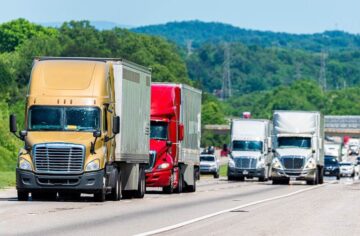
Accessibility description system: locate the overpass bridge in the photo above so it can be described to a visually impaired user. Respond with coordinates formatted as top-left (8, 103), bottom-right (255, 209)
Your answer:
top-left (204, 115), bottom-right (360, 137)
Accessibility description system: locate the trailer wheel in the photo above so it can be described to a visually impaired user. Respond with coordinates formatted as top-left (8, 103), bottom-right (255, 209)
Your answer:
top-left (214, 172), bottom-right (220, 179)
top-left (17, 191), bottom-right (28, 201)
top-left (134, 167), bottom-right (145, 198)
top-left (108, 169), bottom-right (122, 201)
top-left (174, 171), bottom-right (183, 193)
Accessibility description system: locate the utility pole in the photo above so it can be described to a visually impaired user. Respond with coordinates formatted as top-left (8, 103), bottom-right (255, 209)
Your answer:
top-left (319, 51), bottom-right (327, 91)
top-left (221, 42), bottom-right (232, 100)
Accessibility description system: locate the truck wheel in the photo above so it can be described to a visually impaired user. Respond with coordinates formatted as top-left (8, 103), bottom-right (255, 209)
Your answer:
top-left (134, 167), bottom-right (145, 198)
top-left (174, 171), bottom-right (183, 193)
top-left (318, 167), bottom-right (324, 184)
top-left (94, 188), bottom-right (106, 202)
top-left (108, 169), bottom-right (122, 201)
top-left (337, 174), bottom-right (340, 180)
top-left (163, 172), bottom-right (174, 194)
top-left (238, 176), bottom-right (245, 181)
top-left (272, 179), bottom-right (280, 185)
top-left (214, 172), bottom-right (219, 179)
top-left (17, 191), bottom-right (29, 201)
top-left (228, 175), bottom-right (234, 181)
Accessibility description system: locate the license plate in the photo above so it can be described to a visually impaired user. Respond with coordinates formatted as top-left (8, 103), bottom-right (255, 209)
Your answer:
top-left (290, 177), bottom-right (296, 181)
top-left (242, 170), bottom-right (248, 175)
top-left (325, 172), bottom-right (330, 175)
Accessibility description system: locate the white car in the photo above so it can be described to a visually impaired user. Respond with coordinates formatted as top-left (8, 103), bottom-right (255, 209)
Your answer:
top-left (339, 162), bottom-right (355, 177)
top-left (200, 154), bottom-right (220, 178)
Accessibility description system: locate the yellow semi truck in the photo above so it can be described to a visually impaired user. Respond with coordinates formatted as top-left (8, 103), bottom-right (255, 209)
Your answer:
top-left (10, 57), bottom-right (151, 201)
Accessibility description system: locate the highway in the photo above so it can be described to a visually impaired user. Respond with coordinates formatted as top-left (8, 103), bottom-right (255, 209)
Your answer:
top-left (1, 173), bottom-right (360, 236)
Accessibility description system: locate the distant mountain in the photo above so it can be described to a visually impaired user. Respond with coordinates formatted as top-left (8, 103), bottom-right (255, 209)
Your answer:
top-left (40, 21), bottom-right (133, 30)
top-left (132, 20), bottom-right (360, 52)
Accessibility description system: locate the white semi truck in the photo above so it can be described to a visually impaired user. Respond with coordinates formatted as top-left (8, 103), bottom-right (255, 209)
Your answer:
top-left (228, 119), bottom-right (272, 181)
top-left (271, 111), bottom-right (324, 185)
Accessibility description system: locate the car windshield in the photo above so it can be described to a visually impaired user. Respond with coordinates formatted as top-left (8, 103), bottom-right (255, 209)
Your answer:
top-left (28, 106), bottom-right (100, 131)
top-left (201, 155), bottom-right (215, 162)
top-left (150, 121), bottom-right (168, 140)
top-left (232, 140), bottom-right (263, 151)
top-left (325, 157), bottom-right (338, 165)
top-left (278, 137), bottom-right (311, 149)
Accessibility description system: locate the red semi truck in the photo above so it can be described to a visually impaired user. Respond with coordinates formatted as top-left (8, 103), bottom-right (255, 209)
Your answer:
top-left (146, 83), bottom-right (202, 193)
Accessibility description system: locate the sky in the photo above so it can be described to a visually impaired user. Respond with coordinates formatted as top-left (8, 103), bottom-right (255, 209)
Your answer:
top-left (1, 0), bottom-right (360, 34)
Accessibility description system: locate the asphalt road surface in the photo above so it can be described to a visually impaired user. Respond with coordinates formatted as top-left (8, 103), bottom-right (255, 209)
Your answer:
top-left (1, 172), bottom-right (360, 236)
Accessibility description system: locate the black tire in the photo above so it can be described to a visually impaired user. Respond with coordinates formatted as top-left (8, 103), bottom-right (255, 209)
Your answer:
top-left (121, 190), bottom-right (133, 199)
top-left (238, 176), bottom-right (245, 181)
top-left (258, 176), bottom-right (265, 182)
top-left (186, 170), bottom-right (197, 192)
top-left (337, 174), bottom-right (340, 180)
top-left (174, 171), bottom-right (183, 193)
top-left (17, 190), bottom-right (28, 201)
top-left (228, 175), bottom-right (234, 181)
top-left (94, 188), bottom-right (106, 202)
top-left (163, 172), bottom-right (174, 194)
top-left (214, 172), bottom-right (219, 179)
top-left (351, 172), bottom-right (355, 178)
top-left (108, 169), bottom-right (121, 201)
top-left (272, 179), bottom-right (280, 185)
top-left (134, 167), bottom-right (146, 198)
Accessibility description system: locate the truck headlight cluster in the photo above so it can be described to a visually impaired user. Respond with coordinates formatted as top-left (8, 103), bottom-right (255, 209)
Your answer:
top-left (228, 158), bottom-right (235, 168)
top-left (304, 158), bottom-right (316, 169)
top-left (272, 158), bottom-right (283, 169)
top-left (85, 159), bottom-right (100, 171)
top-left (157, 163), bottom-right (170, 170)
top-left (19, 158), bottom-right (32, 171)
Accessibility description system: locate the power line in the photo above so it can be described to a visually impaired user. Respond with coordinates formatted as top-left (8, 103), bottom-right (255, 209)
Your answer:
top-left (221, 42), bottom-right (232, 99)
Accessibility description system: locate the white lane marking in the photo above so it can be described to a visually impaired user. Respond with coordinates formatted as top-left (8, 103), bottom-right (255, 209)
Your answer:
top-left (135, 181), bottom-right (335, 236)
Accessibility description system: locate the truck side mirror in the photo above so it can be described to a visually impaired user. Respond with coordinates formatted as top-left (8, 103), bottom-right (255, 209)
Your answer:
top-left (112, 116), bottom-right (120, 134)
top-left (93, 130), bottom-right (102, 138)
top-left (166, 141), bottom-right (173, 147)
top-left (312, 150), bottom-right (316, 154)
top-left (272, 149), bottom-right (276, 153)
top-left (178, 123), bottom-right (184, 141)
top-left (10, 114), bottom-right (17, 133)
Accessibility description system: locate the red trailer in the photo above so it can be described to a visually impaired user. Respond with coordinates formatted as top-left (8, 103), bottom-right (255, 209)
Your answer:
top-left (146, 83), bottom-right (202, 193)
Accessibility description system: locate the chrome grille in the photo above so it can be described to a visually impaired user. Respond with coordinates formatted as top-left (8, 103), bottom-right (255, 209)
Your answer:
top-left (34, 144), bottom-right (85, 174)
top-left (281, 156), bottom-right (304, 169)
top-left (234, 157), bottom-right (257, 169)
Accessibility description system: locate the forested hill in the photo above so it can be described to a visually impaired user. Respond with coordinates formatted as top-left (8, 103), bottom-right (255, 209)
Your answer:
top-left (133, 21), bottom-right (360, 52)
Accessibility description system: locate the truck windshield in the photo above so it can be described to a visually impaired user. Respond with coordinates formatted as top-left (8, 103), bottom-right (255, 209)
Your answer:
top-left (28, 106), bottom-right (100, 131)
top-left (232, 141), bottom-right (263, 151)
top-left (150, 121), bottom-right (168, 140)
top-left (278, 137), bottom-right (311, 148)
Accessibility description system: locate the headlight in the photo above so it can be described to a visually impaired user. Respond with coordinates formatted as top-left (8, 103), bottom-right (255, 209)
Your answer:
top-left (86, 159), bottom-right (100, 171)
top-left (19, 158), bottom-right (32, 170)
top-left (272, 158), bottom-right (283, 169)
top-left (304, 158), bottom-right (316, 169)
top-left (229, 158), bottom-right (235, 168)
top-left (157, 163), bottom-right (170, 170)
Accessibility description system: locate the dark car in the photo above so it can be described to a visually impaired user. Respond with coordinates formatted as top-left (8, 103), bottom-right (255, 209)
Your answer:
top-left (324, 156), bottom-right (340, 180)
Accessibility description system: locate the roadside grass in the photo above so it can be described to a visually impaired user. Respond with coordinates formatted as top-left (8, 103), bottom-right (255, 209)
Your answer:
top-left (0, 171), bottom-right (16, 189)
top-left (219, 164), bottom-right (227, 177)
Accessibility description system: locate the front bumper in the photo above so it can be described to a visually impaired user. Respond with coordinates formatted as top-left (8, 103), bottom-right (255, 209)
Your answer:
top-left (145, 169), bottom-right (171, 187)
top-left (324, 168), bottom-right (339, 177)
top-left (340, 170), bottom-right (354, 176)
top-left (200, 166), bottom-right (218, 174)
top-left (16, 168), bottom-right (104, 193)
top-left (228, 167), bottom-right (265, 178)
top-left (271, 168), bottom-right (316, 181)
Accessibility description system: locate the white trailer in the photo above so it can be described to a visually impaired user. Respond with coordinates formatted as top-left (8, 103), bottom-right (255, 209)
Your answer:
top-left (271, 111), bottom-right (324, 185)
top-left (228, 119), bottom-right (272, 181)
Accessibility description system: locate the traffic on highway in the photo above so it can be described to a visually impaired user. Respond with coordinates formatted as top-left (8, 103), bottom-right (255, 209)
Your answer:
top-left (1, 56), bottom-right (360, 235)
